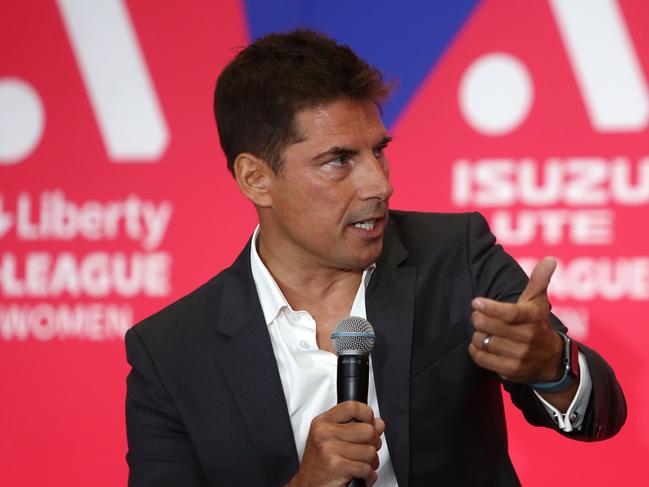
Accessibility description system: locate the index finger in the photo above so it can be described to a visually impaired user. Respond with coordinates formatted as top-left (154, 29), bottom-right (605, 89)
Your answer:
top-left (472, 298), bottom-right (538, 325)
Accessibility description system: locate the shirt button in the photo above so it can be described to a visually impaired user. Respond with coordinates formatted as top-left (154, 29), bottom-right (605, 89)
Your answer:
top-left (299, 340), bottom-right (310, 349)
top-left (569, 412), bottom-right (578, 422)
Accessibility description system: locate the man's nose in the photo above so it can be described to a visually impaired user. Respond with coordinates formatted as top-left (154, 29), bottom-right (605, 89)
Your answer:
top-left (358, 156), bottom-right (394, 201)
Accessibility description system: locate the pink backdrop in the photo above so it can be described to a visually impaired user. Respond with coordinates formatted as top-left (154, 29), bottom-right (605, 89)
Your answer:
top-left (1, 0), bottom-right (646, 484)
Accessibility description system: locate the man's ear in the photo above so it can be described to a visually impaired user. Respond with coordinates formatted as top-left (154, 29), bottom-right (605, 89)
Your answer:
top-left (233, 153), bottom-right (274, 207)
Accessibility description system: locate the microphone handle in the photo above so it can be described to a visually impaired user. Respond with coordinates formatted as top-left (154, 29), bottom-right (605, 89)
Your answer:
top-left (337, 354), bottom-right (370, 487)
top-left (337, 354), bottom-right (369, 403)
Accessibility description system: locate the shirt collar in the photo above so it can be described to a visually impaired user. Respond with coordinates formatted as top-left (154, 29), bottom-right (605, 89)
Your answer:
top-left (249, 225), bottom-right (376, 326)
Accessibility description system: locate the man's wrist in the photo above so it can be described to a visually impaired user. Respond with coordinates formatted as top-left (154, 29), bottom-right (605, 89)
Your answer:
top-left (539, 331), bottom-right (564, 383)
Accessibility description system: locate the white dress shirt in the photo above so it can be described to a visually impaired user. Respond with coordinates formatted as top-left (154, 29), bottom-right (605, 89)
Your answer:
top-left (248, 225), bottom-right (591, 485)
top-left (250, 226), bottom-right (398, 486)
top-left (534, 352), bottom-right (592, 432)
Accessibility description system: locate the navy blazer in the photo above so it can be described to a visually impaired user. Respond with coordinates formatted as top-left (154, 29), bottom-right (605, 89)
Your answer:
top-left (125, 211), bottom-right (626, 486)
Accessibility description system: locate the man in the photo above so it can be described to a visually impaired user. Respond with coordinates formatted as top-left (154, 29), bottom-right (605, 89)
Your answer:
top-left (125, 30), bottom-right (626, 486)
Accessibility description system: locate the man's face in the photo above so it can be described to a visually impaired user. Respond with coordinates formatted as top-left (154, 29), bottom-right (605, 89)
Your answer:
top-left (260, 98), bottom-right (394, 272)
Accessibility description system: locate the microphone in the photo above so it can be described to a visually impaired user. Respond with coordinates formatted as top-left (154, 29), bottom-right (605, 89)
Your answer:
top-left (331, 316), bottom-right (376, 487)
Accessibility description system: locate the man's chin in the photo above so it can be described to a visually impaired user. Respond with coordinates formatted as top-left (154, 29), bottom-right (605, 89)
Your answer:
top-left (345, 240), bottom-right (384, 270)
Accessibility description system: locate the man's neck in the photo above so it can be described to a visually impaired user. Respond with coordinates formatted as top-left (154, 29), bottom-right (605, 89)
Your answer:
top-left (257, 230), bottom-right (362, 310)
top-left (256, 229), bottom-right (364, 352)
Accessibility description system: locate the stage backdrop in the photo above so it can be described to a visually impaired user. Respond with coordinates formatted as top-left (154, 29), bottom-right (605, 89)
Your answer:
top-left (1, 0), bottom-right (646, 484)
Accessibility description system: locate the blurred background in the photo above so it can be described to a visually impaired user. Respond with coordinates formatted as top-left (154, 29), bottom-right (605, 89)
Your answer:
top-left (1, 0), bottom-right (647, 484)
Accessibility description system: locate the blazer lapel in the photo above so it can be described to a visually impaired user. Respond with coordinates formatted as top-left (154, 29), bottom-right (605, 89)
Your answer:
top-left (212, 241), bottom-right (299, 485)
top-left (366, 225), bottom-right (415, 487)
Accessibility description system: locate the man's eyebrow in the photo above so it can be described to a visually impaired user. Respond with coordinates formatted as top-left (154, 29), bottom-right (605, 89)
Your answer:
top-left (312, 135), bottom-right (394, 161)
top-left (312, 146), bottom-right (358, 160)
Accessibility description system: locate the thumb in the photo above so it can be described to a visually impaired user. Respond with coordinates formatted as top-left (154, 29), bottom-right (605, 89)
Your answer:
top-left (373, 418), bottom-right (386, 436)
top-left (518, 256), bottom-right (557, 303)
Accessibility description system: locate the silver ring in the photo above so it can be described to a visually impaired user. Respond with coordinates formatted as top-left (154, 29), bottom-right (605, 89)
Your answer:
top-left (481, 334), bottom-right (492, 351)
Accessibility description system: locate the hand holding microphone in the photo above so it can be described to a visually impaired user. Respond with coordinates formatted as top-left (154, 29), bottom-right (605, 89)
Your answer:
top-left (286, 317), bottom-right (382, 487)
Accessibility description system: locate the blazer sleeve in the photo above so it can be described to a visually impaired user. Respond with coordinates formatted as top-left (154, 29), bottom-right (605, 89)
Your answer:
top-left (465, 211), bottom-right (627, 440)
top-left (125, 327), bottom-right (207, 486)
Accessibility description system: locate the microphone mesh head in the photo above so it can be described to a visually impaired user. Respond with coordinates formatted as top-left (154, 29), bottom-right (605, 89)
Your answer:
top-left (331, 316), bottom-right (376, 356)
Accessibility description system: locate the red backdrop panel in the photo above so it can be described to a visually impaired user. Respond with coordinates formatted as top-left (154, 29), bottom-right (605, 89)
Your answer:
top-left (1, 0), bottom-right (646, 485)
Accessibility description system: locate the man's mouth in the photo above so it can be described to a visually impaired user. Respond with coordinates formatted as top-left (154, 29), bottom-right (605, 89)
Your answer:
top-left (353, 220), bottom-right (376, 231)
top-left (348, 213), bottom-right (388, 236)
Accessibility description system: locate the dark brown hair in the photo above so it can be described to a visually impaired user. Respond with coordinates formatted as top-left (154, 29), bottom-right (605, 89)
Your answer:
top-left (213, 29), bottom-right (392, 174)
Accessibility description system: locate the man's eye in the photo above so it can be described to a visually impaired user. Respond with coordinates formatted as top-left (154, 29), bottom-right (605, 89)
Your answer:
top-left (373, 145), bottom-right (387, 158)
top-left (327, 156), bottom-right (350, 167)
